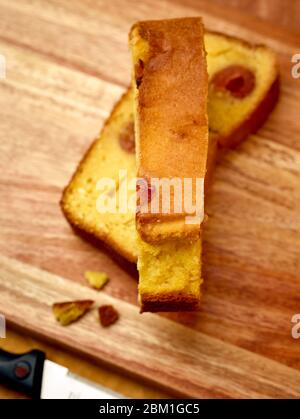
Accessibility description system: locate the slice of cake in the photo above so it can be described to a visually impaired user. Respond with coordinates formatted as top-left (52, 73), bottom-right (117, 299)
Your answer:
top-left (129, 17), bottom-right (208, 311)
top-left (61, 31), bottom-right (279, 310)
top-left (129, 18), bottom-right (209, 244)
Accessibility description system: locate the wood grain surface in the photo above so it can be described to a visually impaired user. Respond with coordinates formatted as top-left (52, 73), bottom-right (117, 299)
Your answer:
top-left (0, 328), bottom-right (168, 399)
top-left (2, 254), bottom-right (300, 398)
top-left (211, 0), bottom-right (300, 34)
top-left (0, 0), bottom-right (300, 398)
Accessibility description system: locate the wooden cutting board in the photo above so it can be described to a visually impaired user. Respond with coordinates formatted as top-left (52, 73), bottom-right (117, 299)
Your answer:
top-left (0, 0), bottom-right (300, 398)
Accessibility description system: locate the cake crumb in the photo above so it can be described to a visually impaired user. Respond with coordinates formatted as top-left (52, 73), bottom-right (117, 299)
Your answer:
top-left (98, 305), bottom-right (119, 327)
top-left (52, 300), bottom-right (94, 326)
top-left (84, 271), bottom-right (109, 290)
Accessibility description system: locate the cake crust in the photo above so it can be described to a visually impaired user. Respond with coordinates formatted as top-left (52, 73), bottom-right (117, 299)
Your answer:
top-left (140, 293), bottom-right (201, 313)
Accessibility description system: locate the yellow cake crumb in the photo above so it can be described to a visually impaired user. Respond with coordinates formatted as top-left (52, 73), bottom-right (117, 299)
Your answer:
top-left (84, 271), bottom-right (109, 290)
top-left (52, 300), bottom-right (94, 326)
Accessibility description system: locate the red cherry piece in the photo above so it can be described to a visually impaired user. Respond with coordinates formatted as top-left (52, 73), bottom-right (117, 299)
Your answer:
top-left (136, 180), bottom-right (155, 205)
top-left (119, 121), bottom-right (135, 153)
top-left (212, 65), bottom-right (255, 99)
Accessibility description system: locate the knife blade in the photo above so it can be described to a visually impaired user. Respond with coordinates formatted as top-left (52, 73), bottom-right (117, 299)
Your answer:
top-left (40, 360), bottom-right (121, 399)
top-left (0, 348), bottom-right (123, 399)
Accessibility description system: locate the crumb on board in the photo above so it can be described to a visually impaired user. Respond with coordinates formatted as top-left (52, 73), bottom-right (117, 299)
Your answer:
top-left (84, 271), bottom-right (109, 290)
top-left (52, 300), bottom-right (94, 326)
top-left (98, 305), bottom-right (119, 327)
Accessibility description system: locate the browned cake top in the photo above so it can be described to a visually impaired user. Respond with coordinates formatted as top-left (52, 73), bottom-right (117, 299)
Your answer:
top-left (130, 17), bottom-right (208, 179)
top-left (130, 18), bottom-right (208, 239)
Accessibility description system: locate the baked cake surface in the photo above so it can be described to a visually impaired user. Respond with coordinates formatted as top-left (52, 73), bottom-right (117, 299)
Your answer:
top-left (129, 18), bottom-right (209, 243)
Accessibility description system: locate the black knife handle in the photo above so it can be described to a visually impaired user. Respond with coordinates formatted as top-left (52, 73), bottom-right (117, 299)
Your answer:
top-left (0, 349), bottom-right (45, 399)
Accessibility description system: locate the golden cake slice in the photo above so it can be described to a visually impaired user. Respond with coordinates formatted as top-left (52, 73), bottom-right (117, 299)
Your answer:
top-left (129, 17), bottom-right (208, 311)
top-left (129, 18), bottom-right (209, 244)
top-left (61, 31), bottom-right (279, 311)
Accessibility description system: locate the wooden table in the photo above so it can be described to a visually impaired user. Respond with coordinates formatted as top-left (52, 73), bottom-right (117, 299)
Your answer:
top-left (0, 0), bottom-right (299, 399)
